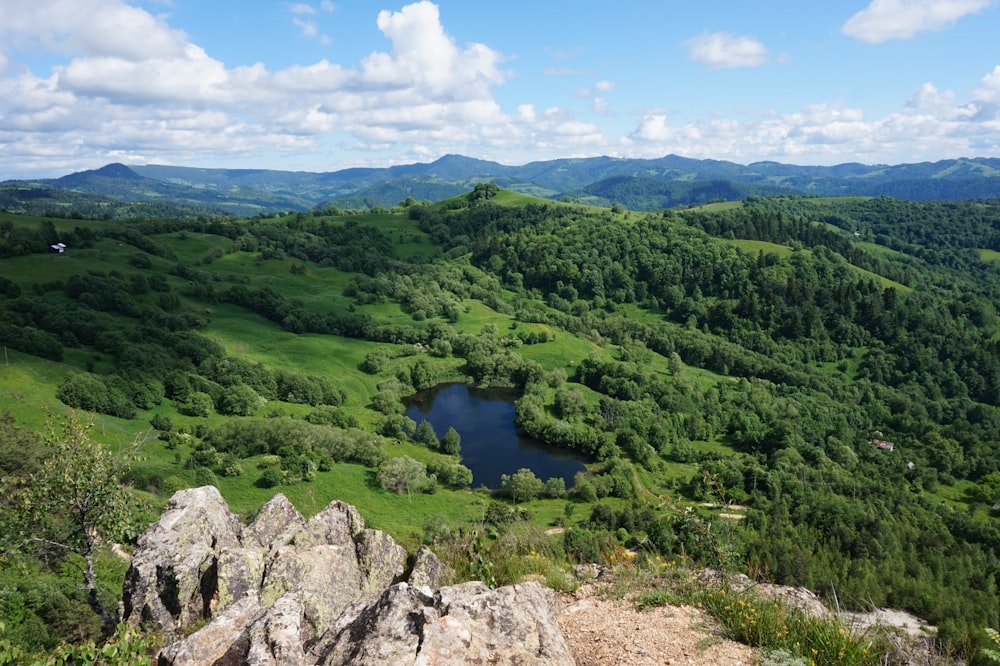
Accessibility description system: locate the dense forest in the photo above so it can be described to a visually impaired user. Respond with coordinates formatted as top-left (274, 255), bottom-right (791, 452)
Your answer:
top-left (1, 187), bottom-right (1000, 660)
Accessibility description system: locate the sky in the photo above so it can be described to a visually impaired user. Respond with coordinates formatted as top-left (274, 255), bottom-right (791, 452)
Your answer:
top-left (1, 0), bottom-right (1000, 179)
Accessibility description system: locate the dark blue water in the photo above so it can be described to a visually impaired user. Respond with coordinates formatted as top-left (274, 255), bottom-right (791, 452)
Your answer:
top-left (404, 383), bottom-right (587, 489)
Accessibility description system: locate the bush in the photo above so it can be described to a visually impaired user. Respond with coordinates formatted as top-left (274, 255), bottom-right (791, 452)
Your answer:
top-left (259, 466), bottom-right (284, 488)
top-left (193, 466), bottom-right (218, 487)
top-left (150, 413), bottom-right (173, 432)
top-left (219, 384), bottom-right (263, 416)
top-left (377, 455), bottom-right (427, 494)
top-left (179, 391), bottom-right (214, 417)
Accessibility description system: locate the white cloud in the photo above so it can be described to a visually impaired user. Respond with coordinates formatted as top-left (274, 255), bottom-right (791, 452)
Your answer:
top-left (842, 0), bottom-right (993, 43)
top-left (972, 65), bottom-right (1000, 107)
top-left (624, 75), bottom-right (1000, 165)
top-left (57, 46), bottom-right (234, 105)
top-left (368, 1), bottom-right (506, 96)
top-left (685, 32), bottom-right (769, 69)
top-left (0, 0), bottom-right (188, 60)
top-left (289, 2), bottom-right (332, 42)
top-left (0, 0), bottom-right (998, 177)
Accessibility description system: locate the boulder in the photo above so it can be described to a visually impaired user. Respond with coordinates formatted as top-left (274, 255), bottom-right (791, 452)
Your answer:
top-left (408, 545), bottom-right (449, 592)
top-left (131, 488), bottom-right (572, 666)
top-left (244, 493), bottom-right (306, 551)
top-left (121, 485), bottom-right (242, 634)
top-left (315, 581), bottom-right (572, 665)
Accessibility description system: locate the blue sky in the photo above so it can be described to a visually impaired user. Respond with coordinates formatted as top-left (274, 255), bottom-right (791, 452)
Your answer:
top-left (1, 0), bottom-right (999, 178)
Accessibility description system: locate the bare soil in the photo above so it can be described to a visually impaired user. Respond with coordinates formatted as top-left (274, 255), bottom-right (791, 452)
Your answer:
top-left (557, 584), bottom-right (755, 665)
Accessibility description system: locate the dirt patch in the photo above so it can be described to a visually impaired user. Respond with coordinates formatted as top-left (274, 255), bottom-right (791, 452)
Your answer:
top-left (557, 584), bottom-right (755, 665)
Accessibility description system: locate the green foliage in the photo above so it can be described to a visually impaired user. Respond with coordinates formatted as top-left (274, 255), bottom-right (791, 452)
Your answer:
top-left (219, 383), bottom-right (263, 416)
top-left (414, 419), bottom-right (438, 448)
top-left (981, 627), bottom-right (1000, 664)
top-left (377, 455), bottom-right (428, 495)
top-left (5, 193), bottom-right (1000, 658)
top-left (501, 468), bottom-right (544, 503)
top-left (149, 413), bottom-right (173, 432)
top-left (20, 622), bottom-right (156, 665)
top-left (258, 466), bottom-right (284, 488)
top-left (179, 391), bottom-right (214, 417)
top-left (56, 373), bottom-right (136, 419)
top-left (440, 426), bottom-right (461, 456)
top-left (426, 457), bottom-right (473, 488)
top-left (0, 415), bottom-right (142, 634)
top-left (467, 182), bottom-right (500, 205)
top-left (693, 585), bottom-right (884, 666)
top-left (0, 411), bottom-right (46, 477)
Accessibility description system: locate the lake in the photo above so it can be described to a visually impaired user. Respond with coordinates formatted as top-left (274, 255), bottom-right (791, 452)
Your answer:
top-left (404, 383), bottom-right (587, 489)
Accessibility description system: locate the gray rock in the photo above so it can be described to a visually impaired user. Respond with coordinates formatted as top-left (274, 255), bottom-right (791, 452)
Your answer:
top-left (137, 488), bottom-right (573, 666)
top-left (246, 593), bottom-right (309, 666)
top-left (261, 544), bottom-right (363, 642)
top-left (217, 546), bottom-right (266, 611)
top-left (354, 528), bottom-right (407, 595)
top-left (156, 594), bottom-right (262, 666)
top-left (407, 545), bottom-right (449, 592)
top-left (316, 581), bottom-right (573, 666)
top-left (121, 485), bottom-right (242, 634)
top-left (291, 500), bottom-right (364, 548)
top-left (245, 493), bottom-right (306, 551)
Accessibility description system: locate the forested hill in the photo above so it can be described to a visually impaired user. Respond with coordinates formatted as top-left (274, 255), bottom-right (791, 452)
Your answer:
top-left (3, 154), bottom-right (1000, 217)
top-left (1, 190), bottom-right (1000, 658)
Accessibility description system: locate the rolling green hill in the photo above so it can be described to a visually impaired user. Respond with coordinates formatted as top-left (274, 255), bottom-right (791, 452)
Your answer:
top-left (2, 189), bottom-right (1000, 658)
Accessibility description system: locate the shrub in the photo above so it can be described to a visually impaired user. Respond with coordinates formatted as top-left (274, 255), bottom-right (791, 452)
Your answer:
top-left (150, 413), bottom-right (173, 432)
top-left (193, 466), bottom-right (217, 487)
top-left (179, 391), bottom-right (214, 417)
top-left (377, 455), bottom-right (427, 495)
top-left (259, 466), bottom-right (284, 488)
top-left (219, 384), bottom-right (263, 416)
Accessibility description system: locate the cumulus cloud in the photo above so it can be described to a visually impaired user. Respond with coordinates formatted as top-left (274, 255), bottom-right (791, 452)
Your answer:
top-left (685, 32), bottom-right (769, 69)
top-left (0, 0), bottom-right (524, 175)
top-left (972, 65), bottom-right (1000, 106)
top-left (0, 0), bottom-right (188, 59)
top-left (842, 0), bottom-right (993, 43)
top-left (624, 73), bottom-right (1000, 166)
top-left (0, 0), bottom-right (998, 177)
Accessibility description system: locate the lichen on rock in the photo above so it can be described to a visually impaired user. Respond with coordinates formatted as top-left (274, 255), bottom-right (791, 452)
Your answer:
top-left (123, 487), bottom-right (573, 666)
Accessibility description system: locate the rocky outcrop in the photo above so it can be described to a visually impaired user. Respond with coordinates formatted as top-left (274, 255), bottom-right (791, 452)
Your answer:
top-left (122, 487), bottom-right (572, 666)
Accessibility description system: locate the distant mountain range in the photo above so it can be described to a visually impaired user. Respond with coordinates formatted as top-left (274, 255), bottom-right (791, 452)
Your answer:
top-left (3, 154), bottom-right (1000, 217)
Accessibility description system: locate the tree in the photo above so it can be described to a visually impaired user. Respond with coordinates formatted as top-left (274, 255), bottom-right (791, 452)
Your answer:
top-left (543, 476), bottom-right (567, 498)
top-left (180, 391), bottom-right (214, 417)
top-left (409, 358), bottom-right (435, 389)
top-left (501, 468), bottom-right (543, 503)
top-left (440, 426), bottom-right (461, 455)
top-left (0, 410), bottom-right (46, 477)
top-left (220, 383), bottom-right (263, 416)
top-left (415, 419), bottom-right (439, 448)
top-left (377, 455), bottom-right (428, 496)
top-left (0, 414), bottom-right (142, 635)
top-left (554, 388), bottom-right (588, 420)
